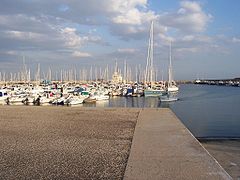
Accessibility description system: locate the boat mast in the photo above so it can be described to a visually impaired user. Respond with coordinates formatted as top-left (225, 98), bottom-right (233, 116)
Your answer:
top-left (123, 60), bottom-right (126, 83)
top-left (150, 21), bottom-right (154, 86)
top-left (168, 41), bottom-right (173, 87)
top-left (145, 21), bottom-right (154, 85)
top-left (90, 66), bottom-right (93, 82)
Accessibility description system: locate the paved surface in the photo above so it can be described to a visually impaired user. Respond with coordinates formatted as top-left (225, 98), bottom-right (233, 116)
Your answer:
top-left (0, 106), bottom-right (139, 180)
top-left (124, 108), bottom-right (232, 180)
top-left (201, 139), bottom-right (240, 180)
top-left (0, 106), bottom-right (233, 180)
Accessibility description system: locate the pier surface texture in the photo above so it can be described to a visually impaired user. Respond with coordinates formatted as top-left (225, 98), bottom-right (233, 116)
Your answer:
top-left (0, 106), bottom-right (232, 179)
top-left (124, 108), bottom-right (231, 180)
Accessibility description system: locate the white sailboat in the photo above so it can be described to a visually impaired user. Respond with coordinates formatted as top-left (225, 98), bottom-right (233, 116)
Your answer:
top-left (144, 21), bottom-right (166, 97)
top-left (167, 41), bottom-right (179, 93)
top-left (160, 41), bottom-right (179, 102)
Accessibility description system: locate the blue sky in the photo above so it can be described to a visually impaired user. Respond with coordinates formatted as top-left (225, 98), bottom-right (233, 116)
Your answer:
top-left (0, 0), bottom-right (239, 80)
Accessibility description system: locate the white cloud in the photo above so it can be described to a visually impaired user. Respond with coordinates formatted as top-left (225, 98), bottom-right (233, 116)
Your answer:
top-left (59, 27), bottom-right (103, 48)
top-left (232, 37), bottom-right (240, 43)
top-left (159, 1), bottom-right (212, 33)
top-left (5, 51), bottom-right (18, 55)
top-left (5, 30), bottom-right (45, 40)
top-left (0, 50), bottom-right (18, 56)
top-left (72, 51), bottom-right (92, 57)
top-left (181, 35), bottom-right (195, 41)
top-left (117, 48), bottom-right (138, 53)
top-left (60, 27), bottom-right (83, 47)
top-left (181, 35), bottom-right (212, 43)
top-left (179, 1), bottom-right (202, 13)
top-left (109, 0), bottom-right (212, 41)
top-left (112, 9), bottom-right (142, 25)
top-left (108, 0), bottom-right (147, 13)
top-left (176, 47), bottom-right (199, 53)
top-left (104, 0), bottom-right (158, 38)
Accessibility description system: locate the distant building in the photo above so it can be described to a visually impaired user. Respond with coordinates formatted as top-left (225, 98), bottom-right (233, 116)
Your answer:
top-left (111, 61), bottom-right (122, 83)
top-left (112, 71), bottom-right (122, 84)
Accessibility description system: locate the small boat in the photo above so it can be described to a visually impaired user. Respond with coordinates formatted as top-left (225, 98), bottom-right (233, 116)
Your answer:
top-left (144, 88), bottom-right (166, 97)
top-left (90, 91), bottom-right (109, 101)
top-left (8, 95), bottom-right (27, 104)
top-left (160, 96), bottom-right (178, 102)
top-left (0, 89), bottom-right (9, 104)
top-left (66, 96), bottom-right (85, 105)
top-left (159, 93), bottom-right (178, 102)
top-left (51, 97), bottom-right (65, 105)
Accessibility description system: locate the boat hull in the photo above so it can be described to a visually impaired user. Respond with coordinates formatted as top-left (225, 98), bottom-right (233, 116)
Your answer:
top-left (144, 89), bottom-right (165, 97)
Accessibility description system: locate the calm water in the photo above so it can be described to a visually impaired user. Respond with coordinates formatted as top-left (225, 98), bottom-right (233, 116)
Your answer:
top-left (83, 84), bottom-right (240, 138)
top-left (170, 84), bottom-right (240, 138)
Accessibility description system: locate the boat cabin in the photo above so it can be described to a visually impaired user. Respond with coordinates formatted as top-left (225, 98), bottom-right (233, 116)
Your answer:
top-left (0, 90), bottom-right (8, 101)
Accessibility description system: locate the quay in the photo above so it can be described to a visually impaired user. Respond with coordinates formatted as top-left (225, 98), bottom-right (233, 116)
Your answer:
top-left (0, 106), bottom-right (231, 179)
top-left (124, 109), bottom-right (231, 180)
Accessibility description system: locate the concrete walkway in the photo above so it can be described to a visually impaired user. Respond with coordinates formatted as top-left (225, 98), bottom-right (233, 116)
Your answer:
top-left (124, 108), bottom-right (232, 180)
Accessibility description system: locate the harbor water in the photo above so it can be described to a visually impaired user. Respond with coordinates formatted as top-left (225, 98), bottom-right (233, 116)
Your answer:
top-left (82, 84), bottom-right (240, 138)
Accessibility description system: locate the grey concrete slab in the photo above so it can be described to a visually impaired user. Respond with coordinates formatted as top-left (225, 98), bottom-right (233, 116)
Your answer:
top-left (124, 108), bottom-right (232, 180)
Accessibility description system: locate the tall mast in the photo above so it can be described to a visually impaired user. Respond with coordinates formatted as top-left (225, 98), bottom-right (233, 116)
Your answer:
top-left (150, 21), bottom-right (154, 85)
top-left (145, 21), bottom-right (154, 84)
top-left (48, 67), bottom-right (52, 81)
top-left (35, 63), bottom-right (40, 82)
top-left (168, 41), bottom-right (173, 87)
top-left (74, 68), bottom-right (77, 83)
top-left (95, 67), bottom-right (97, 81)
top-left (60, 69), bottom-right (63, 82)
top-left (28, 69), bottom-right (31, 82)
top-left (105, 64), bottom-right (109, 82)
top-left (114, 59), bottom-right (118, 73)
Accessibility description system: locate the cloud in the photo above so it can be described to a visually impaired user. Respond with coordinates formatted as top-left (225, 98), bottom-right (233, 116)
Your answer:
top-left (0, 0), bottom-right (212, 43)
top-left (176, 47), bottom-right (199, 53)
top-left (4, 30), bottom-right (45, 41)
top-left (0, 0), bottom-right (219, 76)
top-left (181, 35), bottom-right (212, 43)
top-left (60, 27), bottom-right (83, 47)
top-left (72, 51), bottom-right (92, 57)
top-left (159, 1), bottom-right (212, 33)
top-left (117, 48), bottom-right (138, 53)
top-left (179, 1), bottom-right (202, 13)
top-left (111, 1), bottom-right (156, 26)
top-left (232, 37), bottom-right (240, 43)
top-left (0, 50), bottom-right (18, 56)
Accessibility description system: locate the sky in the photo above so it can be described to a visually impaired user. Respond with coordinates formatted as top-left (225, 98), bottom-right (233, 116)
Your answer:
top-left (0, 0), bottom-right (240, 80)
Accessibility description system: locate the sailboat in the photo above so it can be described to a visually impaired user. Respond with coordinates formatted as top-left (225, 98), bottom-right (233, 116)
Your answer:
top-left (144, 21), bottom-right (166, 97)
top-left (167, 41), bottom-right (179, 93)
top-left (160, 41), bottom-right (179, 102)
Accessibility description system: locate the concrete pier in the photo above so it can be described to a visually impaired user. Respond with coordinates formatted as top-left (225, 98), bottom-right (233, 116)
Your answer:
top-left (124, 108), bottom-right (231, 180)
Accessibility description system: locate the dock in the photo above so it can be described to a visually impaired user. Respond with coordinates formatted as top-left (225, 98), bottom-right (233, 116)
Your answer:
top-left (124, 108), bottom-right (231, 180)
top-left (0, 106), bottom-right (232, 179)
